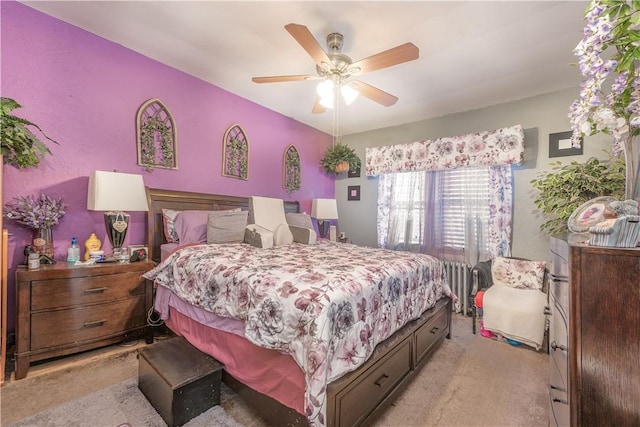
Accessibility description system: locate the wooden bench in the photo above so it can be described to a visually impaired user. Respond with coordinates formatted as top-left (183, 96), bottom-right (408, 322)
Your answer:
top-left (138, 336), bottom-right (224, 427)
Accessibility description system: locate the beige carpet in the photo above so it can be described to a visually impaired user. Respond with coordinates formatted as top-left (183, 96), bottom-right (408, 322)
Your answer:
top-left (1, 315), bottom-right (549, 427)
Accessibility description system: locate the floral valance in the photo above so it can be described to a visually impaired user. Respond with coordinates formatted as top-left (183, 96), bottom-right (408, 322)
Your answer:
top-left (365, 124), bottom-right (524, 176)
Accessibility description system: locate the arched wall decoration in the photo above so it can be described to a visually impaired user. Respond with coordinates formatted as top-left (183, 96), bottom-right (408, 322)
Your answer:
top-left (283, 145), bottom-right (301, 193)
top-left (222, 124), bottom-right (249, 180)
top-left (136, 98), bottom-right (177, 172)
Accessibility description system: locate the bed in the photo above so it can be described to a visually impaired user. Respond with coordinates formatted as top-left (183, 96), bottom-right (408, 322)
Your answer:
top-left (144, 187), bottom-right (454, 427)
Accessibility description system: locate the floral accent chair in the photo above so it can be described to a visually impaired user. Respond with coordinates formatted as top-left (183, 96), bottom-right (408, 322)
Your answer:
top-left (469, 257), bottom-right (549, 352)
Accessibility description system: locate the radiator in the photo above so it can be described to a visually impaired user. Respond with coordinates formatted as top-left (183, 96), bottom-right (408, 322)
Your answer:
top-left (443, 261), bottom-right (471, 315)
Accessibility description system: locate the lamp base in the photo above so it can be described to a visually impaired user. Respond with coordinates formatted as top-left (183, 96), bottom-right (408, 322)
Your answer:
top-left (104, 211), bottom-right (129, 253)
top-left (318, 220), bottom-right (330, 239)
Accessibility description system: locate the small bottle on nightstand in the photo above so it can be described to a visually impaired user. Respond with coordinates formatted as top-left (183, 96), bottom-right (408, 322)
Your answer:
top-left (67, 237), bottom-right (80, 264)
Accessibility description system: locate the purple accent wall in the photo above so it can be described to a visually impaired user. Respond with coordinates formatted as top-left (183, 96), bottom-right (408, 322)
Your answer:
top-left (1, 2), bottom-right (334, 332)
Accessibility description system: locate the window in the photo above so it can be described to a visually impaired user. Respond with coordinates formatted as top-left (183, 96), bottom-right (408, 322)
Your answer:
top-left (440, 168), bottom-right (490, 254)
top-left (379, 167), bottom-right (494, 257)
top-left (389, 172), bottom-right (424, 248)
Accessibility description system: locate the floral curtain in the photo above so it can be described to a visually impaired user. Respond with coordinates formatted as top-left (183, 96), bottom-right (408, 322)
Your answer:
top-left (366, 124), bottom-right (524, 176)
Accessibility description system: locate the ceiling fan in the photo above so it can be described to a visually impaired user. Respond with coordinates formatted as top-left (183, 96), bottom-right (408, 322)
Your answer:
top-left (252, 23), bottom-right (419, 113)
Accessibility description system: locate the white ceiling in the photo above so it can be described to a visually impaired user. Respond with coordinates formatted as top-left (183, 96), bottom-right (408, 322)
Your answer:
top-left (20, 1), bottom-right (588, 136)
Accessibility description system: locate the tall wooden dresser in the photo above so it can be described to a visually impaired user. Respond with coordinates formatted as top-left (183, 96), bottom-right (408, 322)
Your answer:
top-left (549, 235), bottom-right (640, 426)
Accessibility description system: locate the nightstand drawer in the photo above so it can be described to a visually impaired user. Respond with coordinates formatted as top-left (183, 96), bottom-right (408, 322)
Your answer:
top-left (30, 296), bottom-right (146, 350)
top-left (31, 271), bottom-right (146, 311)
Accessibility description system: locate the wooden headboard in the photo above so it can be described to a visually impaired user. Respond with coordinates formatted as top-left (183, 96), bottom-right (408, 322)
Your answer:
top-left (146, 187), bottom-right (300, 263)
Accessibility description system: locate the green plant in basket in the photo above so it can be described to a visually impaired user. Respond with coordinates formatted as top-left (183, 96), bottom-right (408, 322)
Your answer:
top-left (531, 154), bottom-right (625, 235)
top-left (320, 142), bottom-right (361, 174)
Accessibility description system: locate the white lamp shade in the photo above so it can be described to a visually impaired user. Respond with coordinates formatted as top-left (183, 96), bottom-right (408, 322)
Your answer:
top-left (340, 84), bottom-right (359, 105)
top-left (316, 79), bottom-right (335, 98)
top-left (319, 94), bottom-right (335, 109)
top-left (87, 170), bottom-right (148, 212)
top-left (311, 198), bottom-right (339, 220)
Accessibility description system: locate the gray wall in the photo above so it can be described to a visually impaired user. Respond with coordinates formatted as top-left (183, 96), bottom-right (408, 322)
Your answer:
top-left (336, 87), bottom-right (612, 262)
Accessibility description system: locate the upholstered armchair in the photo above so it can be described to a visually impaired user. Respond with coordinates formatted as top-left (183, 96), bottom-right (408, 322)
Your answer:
top-left (469, 257), bottom-right (548, 352)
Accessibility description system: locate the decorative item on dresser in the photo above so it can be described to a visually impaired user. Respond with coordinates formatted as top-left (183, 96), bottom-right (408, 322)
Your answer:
top-left (14, 261), bottom-right (154, 380)
top-left (549, 234), bottom-right (640, 426)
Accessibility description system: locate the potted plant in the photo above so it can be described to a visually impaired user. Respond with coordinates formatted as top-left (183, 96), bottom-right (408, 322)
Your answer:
top-left (1, 97), bottom-right (59, 169)
top-left (320, 142), bottom-right (361, 174)
top-left (531, 155), bottom-right (625, 235)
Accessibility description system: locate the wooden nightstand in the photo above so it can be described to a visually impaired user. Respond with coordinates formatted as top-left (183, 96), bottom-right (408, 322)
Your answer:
top-left (15, 261), bottom-right (154, 380)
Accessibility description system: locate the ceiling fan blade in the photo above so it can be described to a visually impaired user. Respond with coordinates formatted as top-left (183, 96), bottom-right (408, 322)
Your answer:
top-left (252, 75), bottom-right (319, 83)
top-left (312, 97), bottom-right (327, 114)
top-left (349, 43), bottom-right (419, 75)
top-left (351, 81), bottom-right (398, 107)
top-left (285, 23), bottom-right (332, 67)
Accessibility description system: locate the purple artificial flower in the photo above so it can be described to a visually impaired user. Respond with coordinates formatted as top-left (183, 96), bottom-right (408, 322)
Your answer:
top-left (3, 193), bottom-right (66, 229)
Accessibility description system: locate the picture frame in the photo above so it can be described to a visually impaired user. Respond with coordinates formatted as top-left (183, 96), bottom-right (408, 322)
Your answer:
top-left (549, 131), bottom-right (583, 158)
top-left (567, 196), bottom-right (616, 233)
top-left (347, 185), bottom-right (360, 201)
top-left (348, 166), bottom-right (361, 178)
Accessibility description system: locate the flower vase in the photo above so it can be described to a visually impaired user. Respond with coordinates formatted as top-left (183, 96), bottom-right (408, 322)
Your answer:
top-left (33, 227), bottom-right (54, 258)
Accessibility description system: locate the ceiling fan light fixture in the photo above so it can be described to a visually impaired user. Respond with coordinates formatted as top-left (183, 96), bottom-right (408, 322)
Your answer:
top-left (340, 84), bottom-right (359, 105)
top-left (319, 93), bottom-right (335, 109)
top-left (316, 79), bottom-right (335, 99)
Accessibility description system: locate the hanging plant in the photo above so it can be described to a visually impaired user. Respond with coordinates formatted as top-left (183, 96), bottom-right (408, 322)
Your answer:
top-left (1, 97), bottom-right (59, 169)
top-left (320, 142), bottom-right (361, 175)
top-left (531, 154), bottom-right (625, 235)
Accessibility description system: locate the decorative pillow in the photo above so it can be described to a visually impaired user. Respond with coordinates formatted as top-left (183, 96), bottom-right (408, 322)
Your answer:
top-left (273, 223), bottom-right (294, 246)
top-left (285, 212), bottom-right (314, 230)
top-left (162, 209), bottom-right (181, 243)
top-left (207, 210), bottom-right (249, 244)
top-left (491, 257), bottom-right (546, 291)
top-left (174, 210), bottom-right (211, 244)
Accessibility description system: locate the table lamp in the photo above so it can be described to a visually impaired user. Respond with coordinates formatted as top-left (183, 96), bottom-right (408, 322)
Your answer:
top-left (87, 170), bottom-right (148, 256)
top-left (311, 198), bottom-right (338, 239)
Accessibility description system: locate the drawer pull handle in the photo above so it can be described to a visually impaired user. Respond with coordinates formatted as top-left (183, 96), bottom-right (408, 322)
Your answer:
top-left (550, 341), bottom-right (567, 352)
top-left (374, 374), bottom-right (389, 387)
top-left (430, 326), bottom-right (440, 334)
top-left (550, 384), bottom-right (566, 392)
top-left (543, 306), bottom-right (552, 316)
top-left (84, 287), bottom-right (108, 294)
top-left (552, 398), bottom-right (568, 405)
top-left (83, 319), bottom-right (107, 328)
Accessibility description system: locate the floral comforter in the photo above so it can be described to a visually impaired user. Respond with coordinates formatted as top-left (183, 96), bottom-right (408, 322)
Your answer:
top-left (144, 240), bottom-right (455, 426)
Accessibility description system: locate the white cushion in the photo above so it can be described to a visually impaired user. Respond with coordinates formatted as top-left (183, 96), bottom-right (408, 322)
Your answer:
top-left (249, 196), bottom-right (288, 232)
top-left (244, 225), bottom-right (273, 249)
top-left (274, 223), bottom-right (294, 246)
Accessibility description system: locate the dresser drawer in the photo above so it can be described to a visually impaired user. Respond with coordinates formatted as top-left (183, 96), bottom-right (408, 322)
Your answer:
top-left (549, 275), bottom-right (569, 319)
top-left (30, 296), bottom-right (146, 351)
top-left (31, 271), bottom-right (147, 311)
top-left (335, 336), bottom-right (412, 427)
top-left (549, 384), bottom-right (569, 427)
top-left (415, 303), bottom-right (448, 364)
